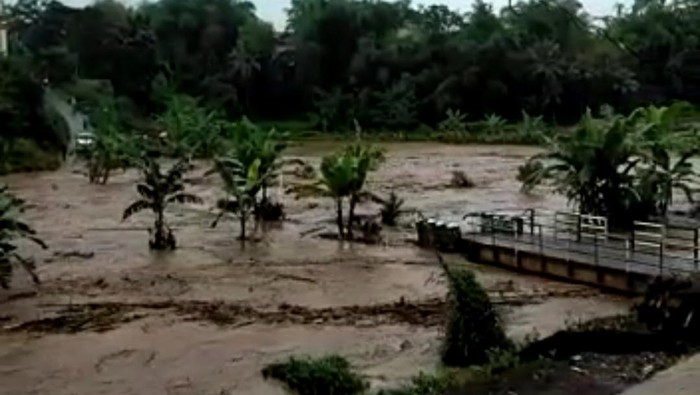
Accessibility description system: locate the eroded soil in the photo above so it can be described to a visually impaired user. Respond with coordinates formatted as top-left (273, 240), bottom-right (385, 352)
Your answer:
top-left (0, 143), bottom-right (631, 395)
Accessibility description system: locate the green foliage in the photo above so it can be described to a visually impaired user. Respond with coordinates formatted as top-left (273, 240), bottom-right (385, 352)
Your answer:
top-left (77, 97), bottom-right (139, 184)
top-left (262, 355), bottom-right (368, 395)
top-left (0, 185), bottom-right (47, 288)
top-left (211, 157), bottom-right (270, 240)
top-left (441, 262), bottom-right (512, 366)
top-left (375, 191), bottom-right (406, 226)
top-left (291, 142), bottom-right (384, 239)
top-left (438, 109), bottom-right (468, 135)
top-left (482, 114), bottom-right (506, 134)
top-left (156, 94), bottom-right (224, 159)
top-left (123, 158), bottom-right (202, 250)
top-left (226, 118), bottom-right (288, 202)
top-left (0, 138), bottom-right (62, 175)
top-left (521, 104), bottom-right (699, 225)
top-left (380, 372), bottom-right (454, 395)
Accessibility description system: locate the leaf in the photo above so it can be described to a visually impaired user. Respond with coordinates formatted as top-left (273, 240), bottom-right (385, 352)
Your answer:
top-left (122, 200), bottom-right (153, 221)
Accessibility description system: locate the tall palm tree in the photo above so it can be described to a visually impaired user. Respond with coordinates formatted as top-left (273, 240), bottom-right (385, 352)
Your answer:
top-left (122, 158), bottom-right (202, 250)
top-left (0, 185), bottom-right (46, 288)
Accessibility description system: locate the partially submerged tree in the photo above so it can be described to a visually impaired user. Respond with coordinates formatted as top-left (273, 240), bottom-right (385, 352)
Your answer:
top-left (77, 97), bottom-right (137, 184)
top-left (372, 191), bottom-right (407, 226)
top-left (343, 143), bottom-right (385, 239)
top-left (211, 157), bottom-right (270, 240)
top-left (0, 185), bottom-right (47, 288)
top-left (291, 143), bottom-right (384, 240)
top-left (227, 118), bottom-right (288, 205)
top-left (122, 158), bottom-right (202, 250)
top-left (156, 94), bottom-right (224, 159)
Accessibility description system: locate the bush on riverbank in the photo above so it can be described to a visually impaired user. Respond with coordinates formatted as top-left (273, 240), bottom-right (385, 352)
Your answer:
top-left (0, 139), bottom-right (62, 175)
top-left (261, 355), bottom-right (368, 395)
top-left (441, 264), bottom-right (512, 366)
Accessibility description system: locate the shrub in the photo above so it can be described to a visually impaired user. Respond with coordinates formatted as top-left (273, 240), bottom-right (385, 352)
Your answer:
top-left (438, 109), bottom-right (468, 135)
top-left (262, 355), bottom-right (368, 395)
top-left (380, 372), bottom-right (454, 395)
top-left (441, 263), bottom-right (512, 366)
top-left (379, 191), bottom-right (406, 226)
top-left (0, 138), bottom-right (62, 175)
top-left (450, 171), bottom-right (476, 188)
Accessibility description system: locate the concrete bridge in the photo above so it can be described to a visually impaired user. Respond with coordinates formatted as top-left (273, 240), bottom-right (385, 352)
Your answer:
top-left (417, 210), bottom-right (700, 294)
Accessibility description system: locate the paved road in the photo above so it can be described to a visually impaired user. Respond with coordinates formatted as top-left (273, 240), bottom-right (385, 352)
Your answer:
top-left (620, 353), bottom-right (700, 395)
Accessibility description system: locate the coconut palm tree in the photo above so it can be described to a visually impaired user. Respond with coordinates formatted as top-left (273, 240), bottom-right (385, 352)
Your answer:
top-left (0, 185), bottom-right (46, 288)
top-left (122, 158), bottom-right (202, 250)
top-left (211, 157), bottom-right (270, 240)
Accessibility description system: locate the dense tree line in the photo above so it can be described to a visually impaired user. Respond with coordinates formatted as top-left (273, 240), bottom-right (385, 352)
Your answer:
top-left (4, 0), bottom-right (700, 133)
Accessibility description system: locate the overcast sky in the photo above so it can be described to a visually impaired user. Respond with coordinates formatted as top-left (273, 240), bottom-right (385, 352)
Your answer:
top-left (56, 0), bottom-right (631, 30)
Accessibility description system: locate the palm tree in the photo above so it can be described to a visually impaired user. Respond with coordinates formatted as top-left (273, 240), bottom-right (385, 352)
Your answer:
top-left (0, 185), bottom-right (46, 288)
top-left (211, 157), bottom-right (270, 240)
top-left (122, 158), bottom-right (202, 250)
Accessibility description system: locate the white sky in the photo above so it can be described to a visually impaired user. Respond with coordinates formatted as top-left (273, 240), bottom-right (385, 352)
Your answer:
top-left (54, 0), bottom-right (632, 30)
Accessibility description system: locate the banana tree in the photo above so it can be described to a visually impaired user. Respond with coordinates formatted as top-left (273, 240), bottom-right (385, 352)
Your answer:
top-left (343, 143), bottom-right (385, 239)
top-left (519, 111), bottom-right (641, 225)
top-left (211, 157), bottom-right (270, 240)
top-left (122, 158), bottom-right (202, 250)
top-left (228, 119), bottom-right (288, 204)
top-left (0, 185), bottom-right (47, 288)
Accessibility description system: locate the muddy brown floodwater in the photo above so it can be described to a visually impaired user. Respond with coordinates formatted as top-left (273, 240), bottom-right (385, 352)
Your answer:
top-left (0, 142), bottom-right (631, 395)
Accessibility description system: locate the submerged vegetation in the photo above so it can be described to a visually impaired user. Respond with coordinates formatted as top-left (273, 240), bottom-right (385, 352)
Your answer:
top-left (122, 158), bottom-right (202, 250)
top-left (0, 186), bottom-right (46, 288)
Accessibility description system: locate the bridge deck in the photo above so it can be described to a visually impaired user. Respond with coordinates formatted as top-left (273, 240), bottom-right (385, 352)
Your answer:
top-left (463, 232), bottom-right (698, 277)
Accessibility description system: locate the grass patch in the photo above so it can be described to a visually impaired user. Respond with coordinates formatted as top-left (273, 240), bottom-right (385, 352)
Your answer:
top-left (261, 355), bottom-right (368, 395)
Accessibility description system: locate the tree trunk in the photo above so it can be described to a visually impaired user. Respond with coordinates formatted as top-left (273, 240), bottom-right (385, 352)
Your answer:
top-left (239, 215), bottom-right (247, 241)
top-left (336, 197), bottom-right (344, 240)
top-left (348, 194), bottom-right (358, 240)
top-left (153, 209), bottom-right (165, 249)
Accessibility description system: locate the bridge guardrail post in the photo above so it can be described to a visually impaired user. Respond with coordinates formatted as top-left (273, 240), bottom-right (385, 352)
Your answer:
top-left (577, 214), bottom-right (582, 242)
top-left (659, 241), bottom-right (664, 276)
top-left (594, 233), bottom-right (599, 267)
top-left (695, 228), bottom-right (699, 270)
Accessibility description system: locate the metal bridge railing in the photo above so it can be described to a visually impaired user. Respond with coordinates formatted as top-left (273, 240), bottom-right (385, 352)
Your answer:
top-left (432, 209), bottom-right (700, 276)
